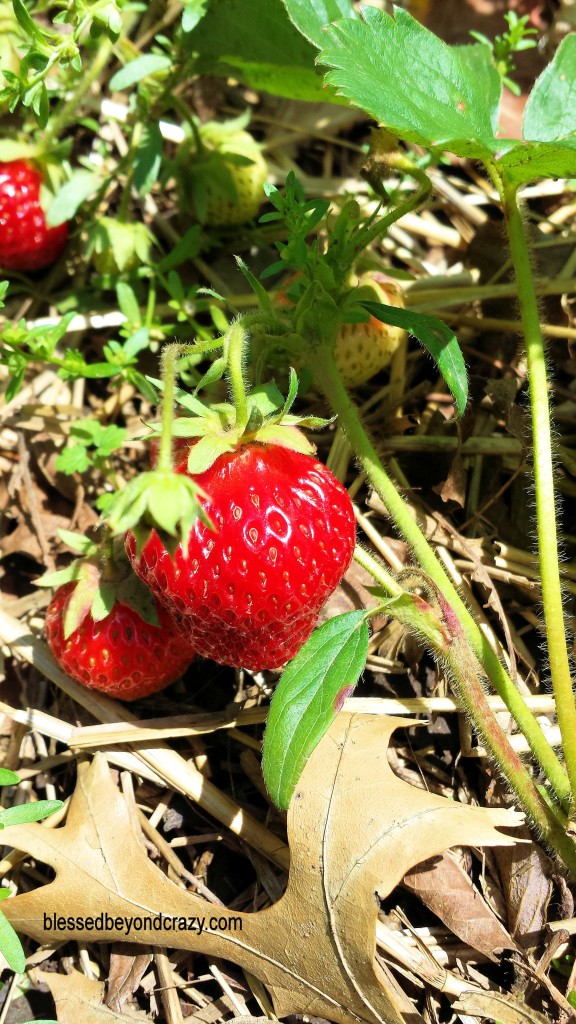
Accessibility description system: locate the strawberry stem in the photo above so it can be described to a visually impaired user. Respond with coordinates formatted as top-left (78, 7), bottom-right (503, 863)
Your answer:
top-left (353, 544), bottom-right (403, 596)
top-left (226, 320), bottom-right (249, 432)
top-left (487, 163), bottom-right (576, 812)
top-left (308, 348), bottom-right (573, 824)
top-left (157, 343), bottom-right (188, 472)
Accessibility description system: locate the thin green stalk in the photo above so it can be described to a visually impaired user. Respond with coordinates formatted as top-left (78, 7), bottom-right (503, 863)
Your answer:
top-left (157, 343), bottom-right (184, 472)
top-left (355, 537), bottom-right (576, 866)
top-left (45, 37), bottom-right (115, 144)
top-left (308, 348), bottom-right (571, 808)
top-left (442, 636), bottom-right (576, 872)
top-left (499, 175), bottom-right (576, 804)
top-left (226, 321), bottom-right (249, 430)
top-left (353, 545), bottom-right (403, 596)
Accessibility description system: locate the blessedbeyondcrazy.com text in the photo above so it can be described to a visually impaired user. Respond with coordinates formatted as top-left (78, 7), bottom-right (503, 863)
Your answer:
top-left (43, 912), bottom-right (242, 936)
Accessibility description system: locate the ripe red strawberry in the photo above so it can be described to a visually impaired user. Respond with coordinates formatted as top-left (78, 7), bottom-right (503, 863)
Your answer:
top-left (0, 160), bottom-right (68, 272)
top-left (127, 443), bottom-right (356, 671)
top-left (46, 582), bottom-right (195, 700)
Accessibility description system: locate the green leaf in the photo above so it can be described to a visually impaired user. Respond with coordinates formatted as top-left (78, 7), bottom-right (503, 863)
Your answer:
top-left (280, 0), bottom-right (357, 48)
top-left (34, 563), bottom-right (83, 589)
top-left (79, 361), bottom-right (120, 379)
top-left (0, 800), bottom-right (63, 827)
top-left (94, 424), bottom-right (127, 458)
top-left (262, 611), bottom-right (369, 809)
top-left (133, 123), bottom-right (163, 195)
top-left (0, 140), bottom-right (42, 162)
top-left (12, 0), bottom-right (47, 45)
top-left (187, 0), bottom-right (338, 103)
top-left (121, 327), bottom-right (150, 359)
top-left (106, 471), bottom-right (209, 548)
top-left (90, 581), bottom-right (116, 622)
top-left (523, 34), bottom-right (576, 142)
top-left (156, 226), bottom-right (201, 273)
top-left (182, 0), bottom-right (209, 32)
top-left (116, 282), bottom-right (141, 324)
top-left (362, 301), bottom-right (468, 417)
top-left (46, 171), bottom-right (101, 227)
top-left (0, 910), bottom-right (26, 973)
top-left (320, 7), bottom-right (501, 157)
top-left (109, 53), bottom-right (173, 91)
top-left (57, 529), bottom-right (98, 556)
top-left (55, 445), bottom-right (91, 475)
top-left (186, 434), bottom-right (235, 474)
top-left (496, 139), bottom-right (576, 187)
top-left (0, 768), bottom-right (19, 786)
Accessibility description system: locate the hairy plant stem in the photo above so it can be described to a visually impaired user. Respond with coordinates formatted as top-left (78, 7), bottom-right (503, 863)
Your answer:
top-left (353, 545), bottom-right (403, 596)
top-left (307, 348), bottom-right (571, 812)
top-left (227, 321), bottom-right (249, 431)
top-left (157, 343), bottom-right (186, 472)
top-left (495, 171), bottom-right (576, 807)
top-left (356, 522), bottom-right (576, 867)
top-left (442, 638), bottom-right (576, 873)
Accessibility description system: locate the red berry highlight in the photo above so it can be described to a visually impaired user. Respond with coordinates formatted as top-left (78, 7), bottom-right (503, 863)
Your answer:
top-left (127, 443), bottom-right (356, 671)
top-left (0, 160), bottom-right (69, 272)
top-left (45, 583), bottom-right (195, 701)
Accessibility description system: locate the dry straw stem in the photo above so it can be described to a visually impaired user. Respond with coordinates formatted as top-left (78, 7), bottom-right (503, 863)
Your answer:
top-left (405, 276), bottom-right (576, 313)
top-left (0, 607), bottom-right (289, 870)
top-left (57, 693), bottom-right (566, 748)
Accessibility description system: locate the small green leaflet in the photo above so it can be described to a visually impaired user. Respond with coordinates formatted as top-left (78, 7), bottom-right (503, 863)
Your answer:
top-left (319, 7), bottom-right (501, 158)
top-left (491, 33), bottom-right (576, 187)
top-left (109, 54), bottom-right (173, 92)
top-left (181, 0), bottom-right (209, 32)
top-left (496, 141), bottom-right (576, 188)
top-left (133, 123), bottom-right (163, 196)
top-left (0, 910), bottom-right (26, 973)
top-left (0, 800), bottom-right (63, 828)
top-left (187, 0), bottom-right (339, 103)
top-left (280, 0), bottom-right (357, 48)
top-left (523, 34), bottom-right (576, 143)
top-left (46, 171), bottom-right (101, 227)
top-left (362, 301), bottom-right (468, 417)
top-left (156, 227), bottom-right (201, 273)
top-left (262, 611), bottom-right (369, 809)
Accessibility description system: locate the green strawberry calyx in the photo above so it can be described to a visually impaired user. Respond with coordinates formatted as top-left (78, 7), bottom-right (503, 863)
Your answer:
top-left (147, 367), bottom-right (334, 475)
top-left (36, 530), bottom-right (161, 638)
top-left (105, 467), bottom-right (210, 553)
top-left (88, 216), bottom-right (153, 273)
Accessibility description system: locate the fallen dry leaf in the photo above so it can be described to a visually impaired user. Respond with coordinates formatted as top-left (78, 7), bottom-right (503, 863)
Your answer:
top-left (452, 988), bottom-right (552, 1024)
top-left (37, 967), bottom-right (150, 1023)
top-left (403, 849), bottom-right (515, 960)
top-left (493, 828), bottom-right (554, 951)
top-left (106, 948), bottom-right (153, 1015)
top-left (4, 713), bottom-right (523, 1024)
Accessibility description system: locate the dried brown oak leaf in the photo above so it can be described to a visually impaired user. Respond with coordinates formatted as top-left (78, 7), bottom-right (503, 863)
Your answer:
top-left (36, 967), bottom-right (149, 1023)
top-left (4, 713), bottom-right (523, 1024)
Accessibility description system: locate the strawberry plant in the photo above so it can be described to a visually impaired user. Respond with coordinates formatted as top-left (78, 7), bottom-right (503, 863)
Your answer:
top-left (2, 0), bottom-right (576, 1019)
